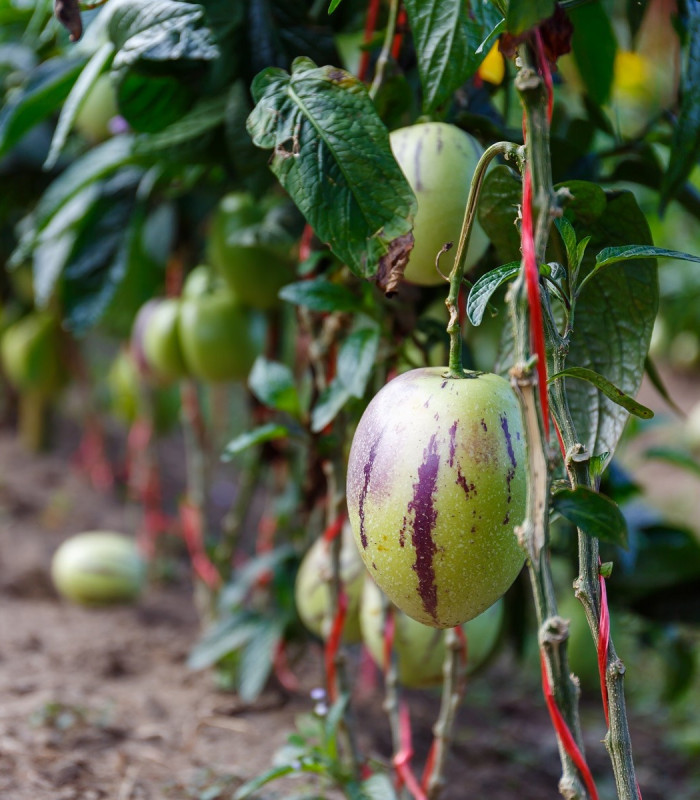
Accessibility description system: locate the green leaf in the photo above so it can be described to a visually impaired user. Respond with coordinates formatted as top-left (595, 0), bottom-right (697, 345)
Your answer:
top-left (552, 487), bottom-right (628, 548)
top-left (360, 774), bottom-right (399, 800)
top-left (133, 93), bottom-right (228, 154)
top-left (248, 357), bottom-right (300, 416)
top-left (477, 165), bottom-right (522, 263)
top-left (108, 0), bottom-right (218, 64)
top-left (222, 423), bottom-right (290, 460)
top-left (403, 0), bottom-right (502, 113)
top-left (581, 245), bottom-right (700, 291)
top-left (548, 366), bottom-right (654, 419)
top-left (554, 216), bottom-right (578, 274)
top-left (188, 612), bottom-right (259, 670)
top-left (0, 56), bottom-right (86, 158)
top-left (247, 57), bottom-right (417, 279)
top-left (238, 618), bottom-right (285, 702)
top-left (563, 189), bottom-right (658, 460)
top-left (311, 378), bottom-right (353, 432)
top-left (568, 1), bottom-right (617, 106)
top-left (643, 447), bottom-right (700, 478)
top-left (466, 262), bottom-right (519, 326)
top-left (107, 0), bottom-right (218, 132)
top-left (233, 765), bottom-right (299, 800)
top-left (328, 0), bottom-right (343, 11)
top-left (505, 0), bottom-right (554, 35)
top-left (33, 136), bottom-right (137, 235)
top-left (336, 326), bottom-right (380, 398)
top-left (661, 2), bottom-right (700, 211)
top-left (279, 278), bottom-right (363, 312)
top-left (60, 170), bottom-right (145, 334)
top-left (44, 42), bottom-right (116, 170)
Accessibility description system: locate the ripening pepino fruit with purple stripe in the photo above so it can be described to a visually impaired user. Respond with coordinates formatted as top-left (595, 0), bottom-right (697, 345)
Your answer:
top-left (346, 367), bottom-right (527, 629)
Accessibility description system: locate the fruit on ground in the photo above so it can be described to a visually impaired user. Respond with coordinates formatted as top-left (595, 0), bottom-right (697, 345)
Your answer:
top-left (208, 193), bottom-right (295, 310)
top-left (346, 367), bottom-right (526, 628)
top-left (360, 578), bottom-right (504, 687)
top-left (51, 532), bottom-right (146, 606)
top-left (389, 122), bottom-right (490, 286)
top-left (141, 297), bottom-right (188, 382)
top-left (294, 524), bottom-right (365, 643)
top-left (0, 312), bottom-right (64, 394)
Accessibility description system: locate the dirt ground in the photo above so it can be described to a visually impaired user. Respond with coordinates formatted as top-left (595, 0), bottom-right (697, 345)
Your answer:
top-left (0, 365), bottom-right (699, 800)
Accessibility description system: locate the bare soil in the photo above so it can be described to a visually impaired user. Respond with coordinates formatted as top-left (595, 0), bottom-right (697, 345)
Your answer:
top-left (0, 366), bottom-right (699, 800)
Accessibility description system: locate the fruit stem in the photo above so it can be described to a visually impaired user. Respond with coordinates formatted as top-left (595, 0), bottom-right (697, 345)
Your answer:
top-left (446, 141), bottom-right (522, 378)
top-left (426, 627), bottom-right (466, 800)
top-left (18, 389), bottom-right (49, 452)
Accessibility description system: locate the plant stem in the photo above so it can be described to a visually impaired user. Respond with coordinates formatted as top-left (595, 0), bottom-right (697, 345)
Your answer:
top-left (515, 41), bottom-right (640, 800)
top-left (446, 141), bottom-right (522, 378)
top-left (511, 43), bottom-right (589, 800)
top-left (368, 0), bottom-right (400, 100)
top-left (426, 628), bottom-right (465, 800)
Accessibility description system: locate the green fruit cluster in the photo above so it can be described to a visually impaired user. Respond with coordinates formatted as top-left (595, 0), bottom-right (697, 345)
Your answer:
top-left (131, 266), bottom-right (262, 384)
top-left (347, 367), bottom-right (526, 629)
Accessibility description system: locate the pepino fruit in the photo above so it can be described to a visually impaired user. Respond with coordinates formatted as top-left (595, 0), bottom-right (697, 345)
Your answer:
top-left (360, 578), bottom-right (504, 687)
top-left (389, 122), bottom-right (490, 286)
top-left (294, 524), bottom-right (365, 643)
top-left (346, 367), bottom-right (526, 629)
top-left (51, 532), bottom-right (146, 606)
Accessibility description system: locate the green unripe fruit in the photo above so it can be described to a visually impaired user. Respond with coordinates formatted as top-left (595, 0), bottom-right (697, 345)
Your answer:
top-left (141, 298), bottom-right (188, 382)
top-left (389, 123), bottom-right (490, 286)
top-left (347, 367), bottom-right (526, 629)
top-left (178, 292), bottom-right (259, 383)
top-left (74, 73), bottom-right (119, 142)
top-left (360, 579), bottom-right (504, 687)
top-left (208, 193), bottom-right (295, 310)
top-left (51, 532), bottom-right (146, 606)
top-left (294, 524), bottom-right (365, 643)
top-left (1, 312), bottom-right (64, 395)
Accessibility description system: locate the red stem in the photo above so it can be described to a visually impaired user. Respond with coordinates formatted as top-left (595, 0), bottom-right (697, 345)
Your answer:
top-left (358, 0), bottom-right (381, 83)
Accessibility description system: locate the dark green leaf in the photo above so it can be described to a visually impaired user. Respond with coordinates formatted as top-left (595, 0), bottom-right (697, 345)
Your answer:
top-left (337, 326), bottom-right (380, 398)
top-left (247, 57), bottom-right (416, 279)
top-left (0, 56), bottom-right (85, 158)
top-left (505, 0), bottom-right (554, 35)
top-left (661, 2), bottom-right (700, 211)
top-left (466, 261), bottom-right (520, 326)
top-left (279, 278), bottom-right (363, 312)
top-left (403, 0), bottom-right (502, 113)
top-left (568, 1), bottom-right (617, 106)
top-left (44, 43), bottom-right (115, 170)
top-left (33, 136), bottom-right (136, 235)
top-left (554, 216), bottom-right (578, 273)
top-left (563, 189), bottom-right (658, 459)
top-left (643, 447), bottom-right (700, 478)
top-left (548, 366), bottom-right (654, 419)
top-left (238, 618), bottom-right (285, 702)
top-left (311, 378), bottom-right (353, 432)
top-left (108, 0), bottom-right (218, 63)
top-left (222, 423), bottom-right (289, 459)
top-left (552, 487), bottom-right (628, 548)
top-left (248, 357), bottom-right (300, 416)
top-left (60, 170), bottom-right (143, 334)
top-left (133, 93), bottom-right (227, 154)
top-left (477, 165), bottom-right (522, 263)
